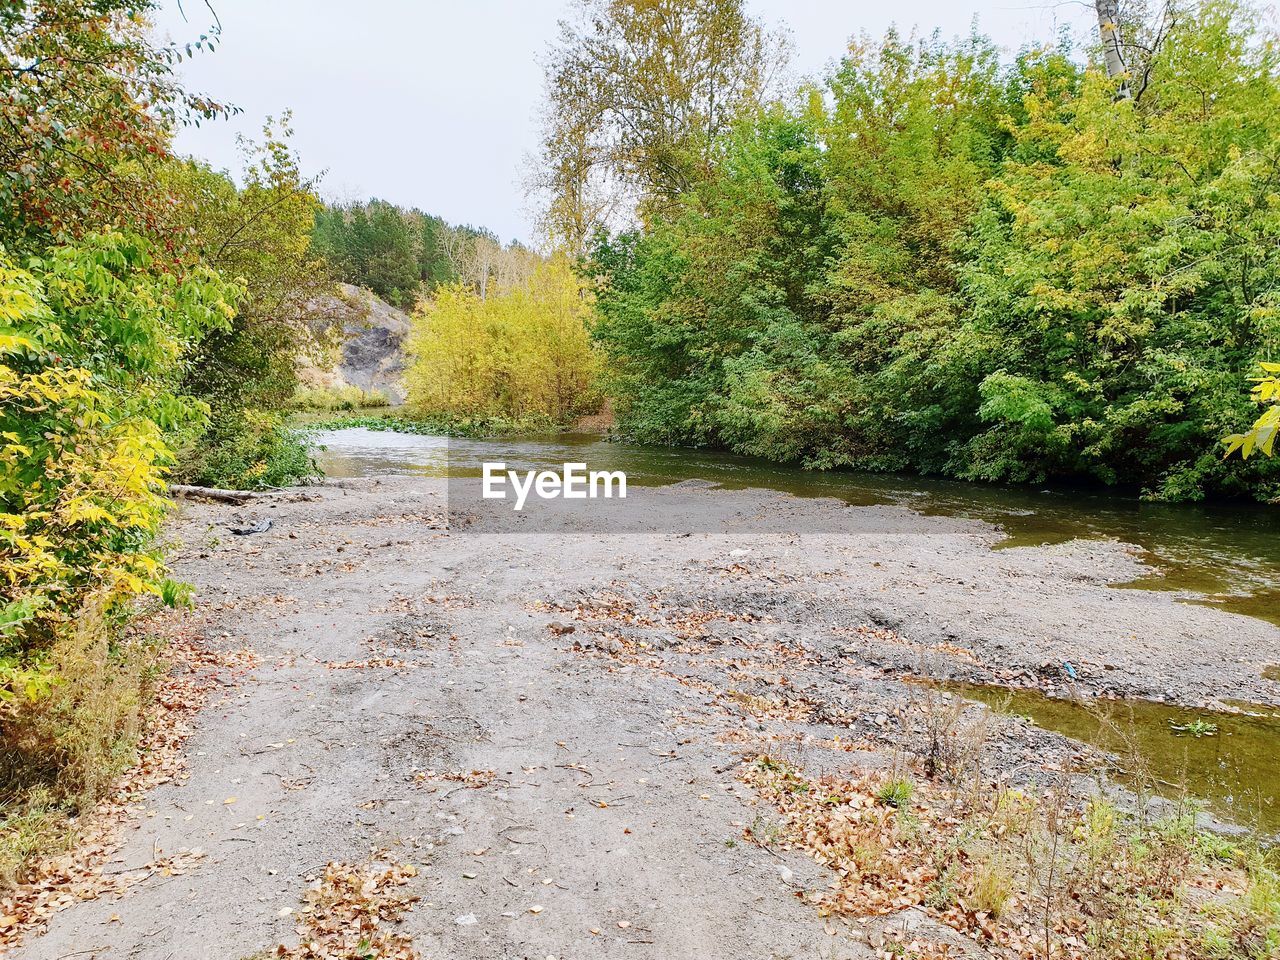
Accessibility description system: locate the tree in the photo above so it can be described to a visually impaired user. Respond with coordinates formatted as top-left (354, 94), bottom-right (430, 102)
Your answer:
top-left (436, 227), bottom-right (538, 301)
top-left (1089, 1), bottom-right (1180, 102)
top-left (405, 257), bottom-right (600, 424)
top-left (0, 0), bottom-right (233, 249)
top-left (1095, 0), bottom-right (1131, 97)
top-left (158, 117), bottom-right (333, 487)
top-left (312, 201), bottom-right (483, 306)
top-left (536, 0), bottom-right (788, 249)
top-left (587, 2), bottom-right (1280, 501)
top-left (590, 29), bottom-right (1014, 464)
top-left (417, 214), bottom-right (457, 288)
top-left (960, 1), bottom-right (1280, 498)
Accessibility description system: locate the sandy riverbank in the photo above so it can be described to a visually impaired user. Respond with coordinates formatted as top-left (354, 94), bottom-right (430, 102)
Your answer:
top-left (14, 477), bottom-right (1280, 959)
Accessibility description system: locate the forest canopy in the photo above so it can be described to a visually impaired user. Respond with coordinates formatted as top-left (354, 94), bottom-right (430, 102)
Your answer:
top-left (312, 200), bottom-right (535, 310)
top-left (551, 0), bottom-right (1280, 501)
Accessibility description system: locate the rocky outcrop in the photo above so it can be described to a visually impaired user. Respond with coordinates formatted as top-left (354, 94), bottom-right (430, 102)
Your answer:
top-left (299, 284), bottom-right (411, 404)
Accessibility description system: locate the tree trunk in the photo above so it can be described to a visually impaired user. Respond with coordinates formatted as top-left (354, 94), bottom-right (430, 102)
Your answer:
top-left (169, 484), bottom-right (261, 504)
top-left (1095, 0), bottom-right (1132, 99)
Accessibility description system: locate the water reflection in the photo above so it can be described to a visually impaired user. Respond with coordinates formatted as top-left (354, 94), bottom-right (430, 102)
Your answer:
top-left (939, 682), bottom-right (1280, 834)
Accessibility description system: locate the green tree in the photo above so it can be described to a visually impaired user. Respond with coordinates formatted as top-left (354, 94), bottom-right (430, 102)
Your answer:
top-left (587, 2), bottom-right (1280, 501)
top-left (591, 29), bottom-right (1015, 467)
top-left (313, 201), bottom-right (469, 307)
top-left (158, 118), bottom-right (332, 488)
top-left (960, 1), bottom-right (1280, 498)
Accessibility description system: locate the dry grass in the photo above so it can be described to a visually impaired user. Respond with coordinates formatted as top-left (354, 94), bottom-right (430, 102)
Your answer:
top-left (0, 601), bottom-right (161, 887)
top-left (743, 755), bottom-right (1280, 960)
top-left (907, 685), bottom-right (992, 790)
top-left (0, 615), bottom-right (258, 949)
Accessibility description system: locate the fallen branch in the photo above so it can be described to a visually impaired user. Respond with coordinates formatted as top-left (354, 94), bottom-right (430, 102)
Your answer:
top-left (168, 484), bottom-right (259, 504)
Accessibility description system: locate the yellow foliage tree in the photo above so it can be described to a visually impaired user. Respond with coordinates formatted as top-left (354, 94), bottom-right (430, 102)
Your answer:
top-left (405, 257), bottom-right (600, 425)
top-left (0, 234), bottom-right (237, 705)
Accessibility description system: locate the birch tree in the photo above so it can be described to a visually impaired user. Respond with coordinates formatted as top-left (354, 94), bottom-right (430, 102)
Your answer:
top-left (536, 0), bottom-right (788, 249)
top-left (1095, 0), bottom-right (1132, 97)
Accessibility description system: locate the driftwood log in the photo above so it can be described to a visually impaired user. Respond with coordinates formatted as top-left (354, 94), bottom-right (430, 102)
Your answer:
top-left (169, 484), bottom-right (259, 505)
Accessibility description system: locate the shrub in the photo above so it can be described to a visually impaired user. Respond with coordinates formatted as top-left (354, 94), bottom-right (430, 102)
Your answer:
top-left (178, 409), bottom-right (318, 490)
top-left (405, 256), bottom-right (601, 426)
top-left (0, 233), bottom-right (235, 883)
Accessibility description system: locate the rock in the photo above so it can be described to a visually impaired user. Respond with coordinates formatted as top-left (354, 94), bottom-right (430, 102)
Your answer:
top-left (298, 284), bottom-right (411, 403)
top-left (863, 907), bottom-right (992, 958)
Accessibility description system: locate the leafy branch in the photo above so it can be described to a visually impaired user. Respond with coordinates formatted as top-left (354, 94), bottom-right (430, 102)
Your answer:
top-left (1222, 362), bottom-right (1280, 459)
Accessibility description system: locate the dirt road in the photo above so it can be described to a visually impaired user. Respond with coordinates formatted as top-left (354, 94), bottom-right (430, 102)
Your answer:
top-left (15, 478), bottom-right (1280, 960)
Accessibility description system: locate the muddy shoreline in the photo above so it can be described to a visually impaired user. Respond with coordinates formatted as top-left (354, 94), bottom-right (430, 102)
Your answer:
top-left (14, 476), bottom-right (1280, 959)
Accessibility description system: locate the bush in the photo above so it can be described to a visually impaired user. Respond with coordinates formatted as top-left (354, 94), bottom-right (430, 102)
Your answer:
top-left (0, 234), bottom-right (235, 690)
top-left (177, 409), bottom-right (318, 490)
top-left (0, 232), bottom-right (236, 884)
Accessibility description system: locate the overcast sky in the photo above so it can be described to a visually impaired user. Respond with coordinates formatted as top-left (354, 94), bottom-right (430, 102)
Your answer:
top-left (153, 1), bottom-right (1097, 245)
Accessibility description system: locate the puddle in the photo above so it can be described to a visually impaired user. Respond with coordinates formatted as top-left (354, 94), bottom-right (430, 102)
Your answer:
top-left (939, 682), bottom-right (1280, 834)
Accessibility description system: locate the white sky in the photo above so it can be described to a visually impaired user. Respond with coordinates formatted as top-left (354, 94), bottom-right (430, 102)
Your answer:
top-left (153, 1), bottom-right (1098, 245)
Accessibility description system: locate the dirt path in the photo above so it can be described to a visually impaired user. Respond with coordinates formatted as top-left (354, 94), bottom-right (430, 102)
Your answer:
top-left (14, 478), bottom-right (1280, 960)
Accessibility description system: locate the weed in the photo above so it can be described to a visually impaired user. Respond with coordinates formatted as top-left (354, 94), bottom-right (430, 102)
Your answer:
top-left (0, 602), bottom-right (159, 887)
top-left (925, 860), bottom-right (959, 910)
top-left (180, 409), bottom-right (318, 490)
top-left (291, 383), bottom-right (392, 412)
top-left (1170, 717), bottom-right (1219, 737)
top-left (1194, 830), bottom-right (1240, 864)
top-left (1077, 797), bottom-right (1119, 869)
top-left (877, 775), bottom-right (915, 808)
top-left (747, 812), bottom-right (785, 848)
top-left (159, 578), bottom-right (194, 609)
top-left (972, 855), bottom-right (1014, 917)
top-left (906, 685), bottom-right (990, 793)
top-left (743, 753), bottom-right (1277, 960)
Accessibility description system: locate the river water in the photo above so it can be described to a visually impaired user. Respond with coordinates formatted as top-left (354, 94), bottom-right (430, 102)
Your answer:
top-left (313, 426), bottom-right (1280, 626)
